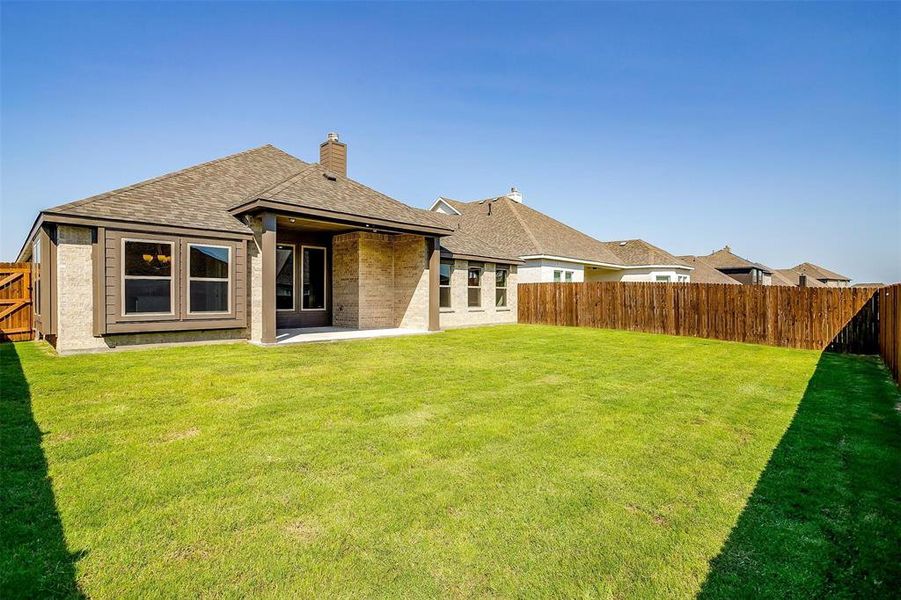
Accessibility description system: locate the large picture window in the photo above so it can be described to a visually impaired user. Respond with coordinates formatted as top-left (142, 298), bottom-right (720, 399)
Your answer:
top-left (496, 267), bottom-right (508, 308)
top-left (276, 244), bottom-right (295, 311)
top-left (468, 265), bottom-right (482, 308)
top-left (188, 244), bottom-right (231, 313)
top-left (302, 246), bottom-right (326, 311)
top-left (439, 260), bottom-right (453, 308)
top-left (123, 240), bottom-right (173, 315)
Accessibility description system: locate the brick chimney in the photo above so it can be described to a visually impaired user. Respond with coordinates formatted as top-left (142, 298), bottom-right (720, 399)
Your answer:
top-left (319, 132), bottom-right (347, 177)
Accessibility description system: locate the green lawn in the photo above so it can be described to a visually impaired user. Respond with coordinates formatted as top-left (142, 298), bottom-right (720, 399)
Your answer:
top-left (2, 325), bottom-right (899, 598)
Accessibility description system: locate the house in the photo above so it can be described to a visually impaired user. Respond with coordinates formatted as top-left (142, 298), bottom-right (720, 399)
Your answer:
top-left (772, 268), bottom-right (827, 288)
top-left (693, 246), bottom-right (774, 285)
top-left (18, 135), bottom-right (523, 353)
top-left (675, 255), bottom-right (741, 285)
top-left (430, 192), bottom-right (692, 288)
top-left (790, 262), bottom-right (851, 287)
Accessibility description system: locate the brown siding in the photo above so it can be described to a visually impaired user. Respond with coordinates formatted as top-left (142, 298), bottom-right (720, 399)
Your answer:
top-left (103, 229), bottom-right (247, 334)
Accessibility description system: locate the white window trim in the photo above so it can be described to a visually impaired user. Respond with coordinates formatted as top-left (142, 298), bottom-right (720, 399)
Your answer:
top-left (276, 243), bottom-right (296, 312)
top-left (468, 265), bottom-right (482, 308)
top-left (496, 267), bottom-right (508, 308)
top-left (187, 243), bottom-right (232, 315)
top-left (121, 237), bottom-right (175, 317)
top-left (301, 245), bottom-right (328, 312)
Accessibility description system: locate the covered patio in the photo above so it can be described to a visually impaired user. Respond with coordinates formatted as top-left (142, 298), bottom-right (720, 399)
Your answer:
top-left (231, 209), bottom-right (450, 345)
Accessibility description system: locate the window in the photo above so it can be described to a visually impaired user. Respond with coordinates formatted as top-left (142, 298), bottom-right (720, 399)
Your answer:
top-left (276, 244), bottom-right (295, 311)
top-left (188, 244), bottom-right (230, 313)
top-left (554, 270), bottom-right (562, 282)
top-left (32, 239), bottom-right (40, 316)
top-left (565, 271), bottom-right (573, 282)
top-left (302, 246), bottom-right (326, 310)
top-left (123, 240), bottom-right (173, 314)
top-left (439, 259), bottom-right (453, 308)
top-left (678, 275), bottom-right (689, 283)
top-left (655, 275), bottom-right (671, 282)
top-left (496, 267), bottom-right (508, 307)
top-left (468, 265), bottom-right (482, 307)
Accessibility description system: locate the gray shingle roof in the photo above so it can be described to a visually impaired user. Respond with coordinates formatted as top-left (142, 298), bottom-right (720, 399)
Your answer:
top-left (700, 246), bottom-right (773, 273)
top-left (772, 268), bottom-right (827, 287)
top-left (791, 262), bottom-right (850, 282)
top-left (250, 162), bottom-right (450, 231)
top-left (42, 144), bottom-right (451, 235)
top-left (436, 196), bottom-right (687, 268)
top-left (676, 256), bottom-right (741, 284)
top-left (45, 145), bottom-right (305, 234)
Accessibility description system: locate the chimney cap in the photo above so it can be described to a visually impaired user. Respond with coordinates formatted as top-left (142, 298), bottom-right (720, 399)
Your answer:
top-left (326, 132), bottom-right (340, 142)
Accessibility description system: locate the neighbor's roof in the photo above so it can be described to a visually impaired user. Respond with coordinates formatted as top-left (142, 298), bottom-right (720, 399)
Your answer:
top-left (772, 268), bottom-right (827, 288)
top-left (38, 144), bottom-right (450, 237)
top-left (699, 246), bottom-right (773, 274)
top-left (852, 282), bottom-right (885, 288)
top-left (431, 212), bottom-right (523, 264)
top-left (676, 256), bottom-right (741, 284)
top-left (435, 196), bottom-right (688, 268)
top-left (791, 262), bottom-right (850, 282)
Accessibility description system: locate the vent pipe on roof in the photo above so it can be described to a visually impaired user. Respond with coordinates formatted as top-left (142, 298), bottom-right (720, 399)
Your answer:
top-left (320, 132), bottom-right (347, 177)
top-left (506, 186), bottom-right (522, 203)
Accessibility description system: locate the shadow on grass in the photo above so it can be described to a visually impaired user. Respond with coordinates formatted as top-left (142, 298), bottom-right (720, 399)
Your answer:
top-left (1, 343), bottom-right (84, 599)
top-left (699, 352), bottom-right (901, 599)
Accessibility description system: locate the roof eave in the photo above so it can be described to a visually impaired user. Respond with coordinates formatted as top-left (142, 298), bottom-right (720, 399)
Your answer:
top-left (440, 249), bottom-right (525, 265)
top-left (230, 198), bottom-right (454, 237)
top-left (518, 254), bottom-right (693, 271)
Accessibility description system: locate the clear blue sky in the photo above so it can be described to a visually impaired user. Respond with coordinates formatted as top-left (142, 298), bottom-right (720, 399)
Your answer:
top-left (2, 2), bottom-right (898, 282)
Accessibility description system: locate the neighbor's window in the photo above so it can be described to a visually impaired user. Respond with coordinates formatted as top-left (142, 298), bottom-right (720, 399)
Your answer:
top-left (302, 246), bottom-right (326, 310)
top-left (276, 244), bottom-right (295, 311)
top-left (554, 270), bottom-right (562, 282)
top-left (32, 239), bottom-right (41, 316)
top-left (468, 265), bottom-right (482, 307)
top-left (565, 271), bottom-right (573, 282)
top-left (439, 259), bottom-right (453, 308)
top-left (655, 275), bottom-right (671, 283)
top-left (123, 240), bottom-right (173, 314)
top-left (188, 244), bottom-right (230, 313)
top-left (496, 267), bottom-right (508, 308)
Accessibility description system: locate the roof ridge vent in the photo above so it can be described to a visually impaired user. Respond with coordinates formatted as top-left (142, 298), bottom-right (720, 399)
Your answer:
top-left (506, 186), bottom-right (523, 203)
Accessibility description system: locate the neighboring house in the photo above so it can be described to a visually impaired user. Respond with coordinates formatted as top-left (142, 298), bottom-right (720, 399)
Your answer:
top-left (853, 282), bottom-right (885, 288)
top-left (430, 191), bottom-right (692, 288)
top-left (772, 268), bottom-right (827, 288)
top-left (790, 262), bottom-right (851, 287)
top-left (675, 255), bottom-right (741, 285)
top-left (18, 135), bottom-right (523, 353)
top-left (693, 246), bottom-right (774, 285)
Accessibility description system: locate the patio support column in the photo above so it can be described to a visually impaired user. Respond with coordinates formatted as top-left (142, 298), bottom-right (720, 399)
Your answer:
top-left (428, 236), bottom-right (441, 331)
top-left (261, 211), bottom-right (277, 344)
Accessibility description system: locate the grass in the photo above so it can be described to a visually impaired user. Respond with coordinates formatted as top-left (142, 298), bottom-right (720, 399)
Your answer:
top-left (1, 325), bottom-right (898, 598)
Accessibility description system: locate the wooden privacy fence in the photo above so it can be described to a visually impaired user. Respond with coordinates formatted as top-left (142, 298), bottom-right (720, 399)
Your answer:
top-left (0, 262), bottom-right (33, 342)
top-left (518, 282), bottom-right (880, 353)
top-left (878, 284), bottom-right (901, 384)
